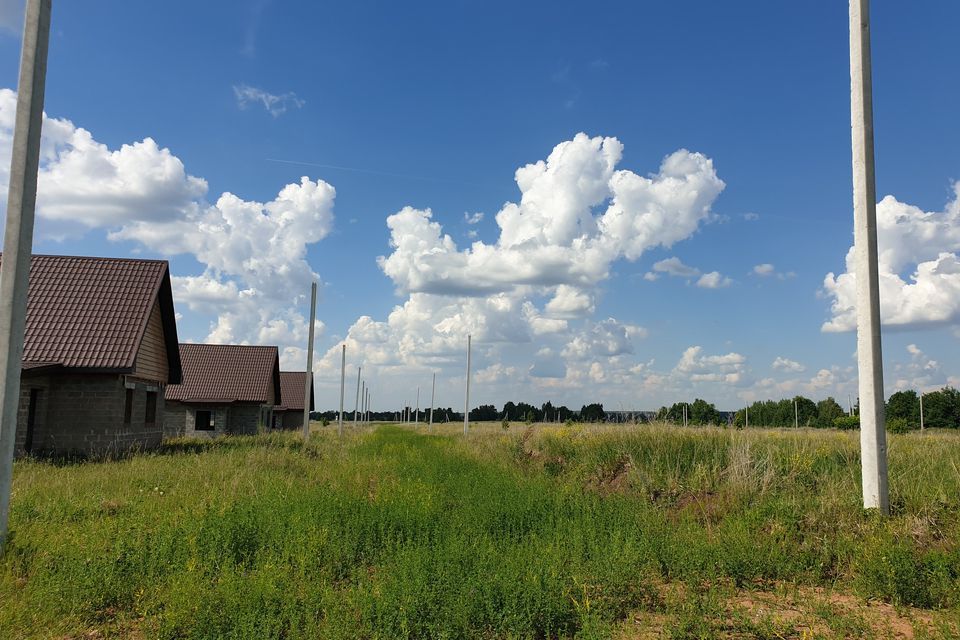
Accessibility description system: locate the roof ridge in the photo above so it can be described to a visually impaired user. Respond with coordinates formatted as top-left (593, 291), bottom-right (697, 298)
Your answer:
top-left (0, 252), bottom-right (169, 264)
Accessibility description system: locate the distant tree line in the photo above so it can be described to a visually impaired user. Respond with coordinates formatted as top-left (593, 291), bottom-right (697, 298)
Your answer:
top-left (311, 401), bottom-right (607, 424)
top-left (885, 387), bottom-right (960, 431)
top-left (310, 387), bottom-right (960, 431)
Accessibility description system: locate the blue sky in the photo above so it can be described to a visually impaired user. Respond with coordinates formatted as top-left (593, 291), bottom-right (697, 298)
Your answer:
top-left (1, 1), bottom-right (958, 412)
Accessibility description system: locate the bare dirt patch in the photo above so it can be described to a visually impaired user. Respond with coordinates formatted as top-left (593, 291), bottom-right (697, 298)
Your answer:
top-left (615, 584), bottom-right (954, 639)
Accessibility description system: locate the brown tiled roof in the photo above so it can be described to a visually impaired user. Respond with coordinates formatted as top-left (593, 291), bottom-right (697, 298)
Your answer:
top-left (0, 254), bottom-right (182, 381)
top-left (277, 371), bottom-right (314, 412)
top-left (165, 343), bottom-right (281, 404)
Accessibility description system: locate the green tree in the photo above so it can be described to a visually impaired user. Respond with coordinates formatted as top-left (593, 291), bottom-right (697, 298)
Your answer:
top-left (469, 405), bottom-right (498, 421)
top-left (689, 398), bottom-right (721, 425)
top-left (816, 397), bottom-right (846, 429)
top-left (579, 403), bottom-right (605, 422)
top-left (794, 396), bottom-right (817, 427)
top-left (922, 387), bottom-right (960, 429)
top-left (886, 390), bottom-right (920, 427)
top-left (540, 401), bottom-right (556, 422)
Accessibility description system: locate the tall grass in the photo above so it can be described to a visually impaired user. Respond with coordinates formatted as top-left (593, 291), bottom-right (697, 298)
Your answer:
top-left (1, 424), bottom-right (958, 638)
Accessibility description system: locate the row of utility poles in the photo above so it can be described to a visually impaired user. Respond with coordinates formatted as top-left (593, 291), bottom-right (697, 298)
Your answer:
top-left (0, 0), bottom-right (895, 555)
top-left (328, 336), bottom-right (472, 433)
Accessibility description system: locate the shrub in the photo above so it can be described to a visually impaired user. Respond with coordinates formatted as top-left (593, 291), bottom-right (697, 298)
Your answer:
top-left (321, 417), bottom-right (330, 427)
top-left (833, 415), bottom-right (859, 430)
top-left (887, 417), bottom-right (911, 434)
top-left (501, 418), bottom-right (510, 431)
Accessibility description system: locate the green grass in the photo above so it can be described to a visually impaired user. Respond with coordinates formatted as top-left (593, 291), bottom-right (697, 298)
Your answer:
top-left (2, 423), bottom-right (959, 638)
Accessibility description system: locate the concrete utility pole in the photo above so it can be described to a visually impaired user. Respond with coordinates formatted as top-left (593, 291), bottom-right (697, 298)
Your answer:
top-left (415, 387), bottom-right (419, 424)
top-left (429, 372), bottom-right (435, 429)
top-left (849, 0), bottom-right (889, 514)
top-left (301, 282), bottom-right (317, 440)
top-left (338, 344), bottom-right (345, 436)
top-left (360, 380), bottom-right (365, 424)
top-left (745, 405), bottom-right (749, 429)
top-left (354, 367), bottom-right (361, 425)
top-left (366, 388), bottom-right (370, 424)
top-left (919, 391), bottom-right (925, 433)
top-left (0, 0), bottom-right (52, 550)
top-left (794, 399), bottom-right (799, 429)
top-left (463, 334), bottom-right (472, 435)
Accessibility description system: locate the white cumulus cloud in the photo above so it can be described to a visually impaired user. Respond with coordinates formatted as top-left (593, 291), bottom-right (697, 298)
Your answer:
top-left (0, 88), bottom-right (333, 370)
top-left (823, 183), bottom-right (960, 332)
top-left (772, 356), bottom-right (806, 373)
top-left (696, 271), bottom-right (732, 289)
top-left (651, 256), bottom-right (700, 278)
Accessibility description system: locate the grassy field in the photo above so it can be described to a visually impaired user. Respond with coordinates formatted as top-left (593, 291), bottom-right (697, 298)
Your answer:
top-left (1, 422), bottom-right (959, 639)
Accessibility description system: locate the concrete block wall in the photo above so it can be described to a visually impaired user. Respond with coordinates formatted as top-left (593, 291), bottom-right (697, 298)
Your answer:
top-left (178, 403), bottom-right (229, 439)
top-left (228, 404), bottom-right (265, 435)
top-left (16, 376), bottom-right (51, 455)
top-left (16, 373), bottom-right (166, 457)
top-left (277, 410), bottom-right (304, 430)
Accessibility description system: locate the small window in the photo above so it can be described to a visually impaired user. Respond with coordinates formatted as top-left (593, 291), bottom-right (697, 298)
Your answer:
top-left (145, 391), bottom-right (157, 427)
top-left (195, 410), bottom-right (213, 431)
top-left (123, 388), bottom-right (133, 425)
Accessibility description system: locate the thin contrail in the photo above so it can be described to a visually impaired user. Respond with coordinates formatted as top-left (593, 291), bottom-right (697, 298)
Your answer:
top-left (265, 157), bottom-right (485, 186)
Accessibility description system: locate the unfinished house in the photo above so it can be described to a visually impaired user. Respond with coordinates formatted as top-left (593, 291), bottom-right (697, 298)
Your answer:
top-left (164, 343), bottom-right (281, 438)
top-left (272, 371), bottom-right (315, 429)
top-left (6, 254), bottom-right (182, 457)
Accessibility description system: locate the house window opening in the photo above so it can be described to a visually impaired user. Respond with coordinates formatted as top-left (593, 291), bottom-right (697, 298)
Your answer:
top-left (195, 410), bottom-right (213, 431)
top-left (145, 391), bottom-right (157, 427)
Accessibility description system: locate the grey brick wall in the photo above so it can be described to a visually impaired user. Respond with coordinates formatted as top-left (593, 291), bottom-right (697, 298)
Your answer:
top-left (228, 404), bottom-right (264, 435)
top-left (165, 402), bottom-right (230, 439)
top-left (16, 373), bottom-right (166, 457)
top-left (277, 410), bottom-right (304, 430)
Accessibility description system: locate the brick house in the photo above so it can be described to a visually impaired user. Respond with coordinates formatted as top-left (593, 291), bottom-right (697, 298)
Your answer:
top-left (164, 344), bottom-right (281, 438)
top-left (4, 254), bottom-right (183, 457)
top-left (272, 371), bottom-right (315, 429)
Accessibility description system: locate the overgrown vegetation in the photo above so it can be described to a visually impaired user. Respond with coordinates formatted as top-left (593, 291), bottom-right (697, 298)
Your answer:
top-left (2, 424), bottom-right (958, 638)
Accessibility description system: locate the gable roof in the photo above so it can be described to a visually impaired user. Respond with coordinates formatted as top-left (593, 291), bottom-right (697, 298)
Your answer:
top-left (0, 254), bottom-right (182, 382)
top-left (277, 371), bottom-right (314, 412)
top-left (165, 343), bottom-right (281, 404)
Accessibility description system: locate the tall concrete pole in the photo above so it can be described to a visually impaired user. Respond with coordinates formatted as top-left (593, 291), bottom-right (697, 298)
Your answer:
top-left (919, 391), bottom-right (924, 433)
top-left (429, 372), bottom-right (435, 429)
top-left (353, 367), bottom-right (361, 425)
top-left (365, 388), bottom-right (370, 424)
top-left (0, 0), bottom-right (52, 550)
top-left (360, 380), bottom-right (365, 424)
top-left (463, 334), bottom-right (472, 435)
top-left (415, 387), bottom-right (419, 424)
top-left (745, 405), bottom-right (749, 429)
top-left (850, 0), bottom-right (889, 513)
top-left (301, 282), bottom-right (317, 440)
top-left (338, 344), bottom-right (346, 436)
top-left (794, 399), bottom-right (799, 428)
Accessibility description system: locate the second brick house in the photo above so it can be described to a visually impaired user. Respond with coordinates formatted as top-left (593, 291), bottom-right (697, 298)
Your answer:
top-left (163, 343), bottom-right (281, 438)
